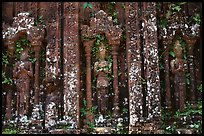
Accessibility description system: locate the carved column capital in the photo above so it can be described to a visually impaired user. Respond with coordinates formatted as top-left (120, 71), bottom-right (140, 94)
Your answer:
top-left (83, 39), bottom-right (96, 56)
top-left (106, 30), bottom-right (122, 46)
top-left (109, 39), bottom-right (121, 46)
top-left (28, 25), bottom-right (46, 50)
top-left (182, 34), bottom-right (197, 109)
top-left (3, 38), bottom-right (16, 57)
top-left (82, 39), bottom-right (96, 125)
top-left (162, 37), bottom-right (173, 45)
top-left (111, 44), bottom-right (120, 56)
top-left (183, 35), bottom-right (198, 55)
top-left (27, 26), bottom-right (46, 105)
top-left (107, 33), bottom-right (121, 120)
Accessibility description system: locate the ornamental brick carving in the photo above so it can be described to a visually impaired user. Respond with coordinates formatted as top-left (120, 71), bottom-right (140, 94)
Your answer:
top-left (170, 40), bottom-right (187, 112)
top-left (13, 49), bottom-right (33, 116)
top-left (81, 9), bottom-right (123, 127)
top-left (2, 12), bottom-right (46, 125)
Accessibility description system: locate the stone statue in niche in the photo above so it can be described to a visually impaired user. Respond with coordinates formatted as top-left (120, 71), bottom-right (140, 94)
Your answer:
top-left (13, 48), bottom-right (33, 116)
top-left (170, 40), bottom-right (187, 112)
top-left (44, 77), bottom-right (61, 131)
top-left (94, 42), bottom-right (111, 118)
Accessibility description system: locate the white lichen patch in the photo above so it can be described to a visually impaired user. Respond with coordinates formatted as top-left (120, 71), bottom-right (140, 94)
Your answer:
top-left (143, 5), bottom-right (162, 121)
top-left (3, 12), bottom-right (34, 39)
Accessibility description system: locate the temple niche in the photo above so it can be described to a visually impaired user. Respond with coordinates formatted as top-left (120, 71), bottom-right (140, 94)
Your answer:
top-left (170, 40), bottom-right (187, 112)
top-left (2, 12), bottom-right (46, 133)
top-left (13, 48), bottom-right (33, 117)
top-left (81, 10), bottom-right (123, 130)
top-left (2, 2), bottom-right (202, 134)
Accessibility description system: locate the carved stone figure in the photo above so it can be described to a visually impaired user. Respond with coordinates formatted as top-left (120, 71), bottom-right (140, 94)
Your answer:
top-left (94, 42), bottom-right (111, 116)
top-left (13, 49), bottom-right (33, 116)
top-left (170, 40), bottom-right (187, 112)
top-left (45, 102), bottom-right (57, 131)
top-left (44, 77), bottom-right (61, 131)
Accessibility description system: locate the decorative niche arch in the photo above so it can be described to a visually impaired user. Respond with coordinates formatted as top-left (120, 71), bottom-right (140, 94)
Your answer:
top-left (80, 10), bottom-right (123, 127)
top-left (159, 12), bottom-right (201, 112)
top-left (2, 12), bottom-right (46, 120)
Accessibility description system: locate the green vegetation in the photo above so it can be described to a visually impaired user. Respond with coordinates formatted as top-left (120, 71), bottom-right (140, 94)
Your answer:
top-left (2, 52), bottom-right (9, 66)
top-left (2, 51), bottom-right (12, 86)
top-left (193, 13), bottom-right (201, 25)
top-left (162, 99), bottom-right (202, 134)
top-left (2, 71), bottom-right (13, 85)
top-left (35, 15), bottom-right (45, 26)
top-left (2, 128), bottom-right (17, 134)
top-left (107, 2), bottom-right (119, 25)
top-left (171, 2), bottom-right (186, 13)
top-left (15, 37), bottom-right (31, 61)
top-left (197, 83), bottom-right (202, 93)
top-left (158, 16), bottom-right (168, 28)
top-left (83, 2), bottom-right (93, 10)
top-left (121, 2), bottom-right (125, 9)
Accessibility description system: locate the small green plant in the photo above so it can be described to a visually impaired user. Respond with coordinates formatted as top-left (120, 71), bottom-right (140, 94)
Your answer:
top-left (28, 57), bottom-right (37, 64)
top-left (80, 99), bottom-right (88, 117)
top-left (185, 73), bottom-right (190, 85)
top-left (169, 50), bottom-right (176, 58)
top-left (158, 16), bottom-right (168, 28)
top-left (172, 101), bottom-right (202, 134)
top-left (121, 2), bottom-right (125, 9)
top-left (193, 13), bottom-right (201, 25)
top-left (90, 106), bottom-right (97, 114)
top-left (2, 128), bottom-right (17, 134)
top-left (112, 11), bottom-right (118, 24)
top-left (161, 107), bottom-right (173, 134)
top-left (87, 121), bottom-right (95, 130)
top-left (171, 4), bottom-right (181, 12)
top-left (174, 101), bottom-right (202, 119)
top-left (83, 2), bottom-right (93, 9)
top-left (40, 48), bottom-right (46, 62)
top-left (164, 122), bottom-right (177, 134)
top-left (2, 52), bottom-right (9, 66)
top-left (141, 77), bottom-right (147, 85)
top-left (171, 2), bottom-right (186, 13)
top-left (122, 108), bottom-right (128, 115)
top-left (15, 41), bottom-right (24, 55)
top-left (35, 15), bottom-right (45, 26)
top-left (189, 120), bottom-right (202, 134)
top-left (156, 2), bottom-right (161, 10)
top-left (197, 83), bottom-right (202, 92)
top-left (15, 38), bottom-right (31, 61)
top-left (163, 2), bottom-right (186, 19)
top-left (28, 50), bottom-right (36, 64)
top-left (2, 72), bottom-right (13, 85)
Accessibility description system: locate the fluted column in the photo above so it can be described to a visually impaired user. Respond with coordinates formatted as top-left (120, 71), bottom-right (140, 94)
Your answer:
top-left (4, 38), bottom-right (16, 57)
top-left (105, 25), bottom-right (122, 122)
top-left (27, 25), bottom-right (46, 106)
top-left (183, 36), bottom-right (197, 108)
top-left (162, 37), bottom-right (173, 110)
top-left (111, 43), bottom-right (120, 119)
top-left (83, 39), bottom-right (95, 125)
top-left (106, 37), bottom-right (120, 119)
top-left (3, 38), bottom-right (16, 121)
top-left (31, 40), bottom-right (42, 105)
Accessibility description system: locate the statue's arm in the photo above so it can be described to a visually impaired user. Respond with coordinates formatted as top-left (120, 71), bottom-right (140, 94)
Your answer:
top-left (28, 62), bottom-right (33, 77)
top-left (13, 63), bottom-right (18, 79)
top-left (170, 60), bottom-right (177, 74)
top-left (94, 62), bottom-right (98, 76)
top-left (183, 60), bottom-right (188, 73)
